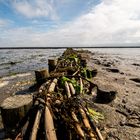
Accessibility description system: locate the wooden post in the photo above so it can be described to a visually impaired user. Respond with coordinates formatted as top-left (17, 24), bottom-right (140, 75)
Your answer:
top-left (35, 69), bottom-right (49, 85)
top-left (48, 59), bottom-right (57, 73)
top-left (0, 95), bottom-right (32, 133)
top-left (80, 59), bottom-right (87, 68)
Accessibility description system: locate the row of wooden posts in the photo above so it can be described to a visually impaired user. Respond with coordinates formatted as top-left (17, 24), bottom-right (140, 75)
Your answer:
top-left (0, 50), bottom-right (104, 140)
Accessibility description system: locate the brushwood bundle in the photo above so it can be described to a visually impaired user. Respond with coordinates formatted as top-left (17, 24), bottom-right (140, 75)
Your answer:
top-left (1, 48), bottom-right (109, 140)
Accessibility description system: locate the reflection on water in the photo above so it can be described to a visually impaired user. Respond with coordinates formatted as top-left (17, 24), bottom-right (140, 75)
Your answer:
top-left (0, 49), bottom-right (64, 76)
top-left (0, 48), bottom-right (140, 77)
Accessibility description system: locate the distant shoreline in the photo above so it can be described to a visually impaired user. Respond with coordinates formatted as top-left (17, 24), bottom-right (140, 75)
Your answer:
top-left (0, 46), bottom-right (140, 49)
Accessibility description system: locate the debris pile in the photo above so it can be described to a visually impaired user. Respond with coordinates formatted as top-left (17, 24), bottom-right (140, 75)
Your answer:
top-left (1, 48), bottom-right (117, 140)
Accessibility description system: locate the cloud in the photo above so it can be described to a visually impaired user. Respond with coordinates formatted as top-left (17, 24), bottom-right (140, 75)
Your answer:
top-left (0, 19), bottom-right (10, 27)
top-left (12, 0), bottom-right (58, 20)
top-left (1, 0), bottom-right (140, 47)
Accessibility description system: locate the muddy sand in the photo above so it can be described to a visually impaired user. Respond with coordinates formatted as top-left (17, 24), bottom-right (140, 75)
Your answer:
top-left (0, 50), bottom-right (140, 140)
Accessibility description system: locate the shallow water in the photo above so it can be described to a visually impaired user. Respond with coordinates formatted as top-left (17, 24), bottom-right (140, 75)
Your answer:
top-left (0, 48), bottom-right (140, 77)
top-left (0, 49), bottom-right (64, 76)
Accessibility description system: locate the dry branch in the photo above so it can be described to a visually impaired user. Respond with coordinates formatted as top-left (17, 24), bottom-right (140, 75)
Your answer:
top-left (85, 109), bottom-right (104, 140)
top-left (44, 102), bottom-right (57, 140)
top-left (15, 120), bottom-right (29, 140)
top-left (71, 111), bottom-right (85, 138)
top-left (80, 78), bottom-right (83, 94)
top-left (79, 108), bottom-right (96, 140)
top-left (65, 81), bottom-right (71, 98)
top-left (48, 78), bottom-right (58, 93)
top-left (69, 83), bottom-right (75, 95)
top-left (30, 106), bottom-right (43, 140)
top-left (44, 79), bottom-right (58, 140)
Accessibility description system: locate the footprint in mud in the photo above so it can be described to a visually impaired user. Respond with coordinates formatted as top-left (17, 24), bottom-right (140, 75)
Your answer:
top-left (106, 68), bottom-right (120, 73)
top-left (130, 78), bottom-right (140, 84)
top-left (132, 63), bottom-right (140, 67)
top-left (116, 104), bottom-right (140, 128)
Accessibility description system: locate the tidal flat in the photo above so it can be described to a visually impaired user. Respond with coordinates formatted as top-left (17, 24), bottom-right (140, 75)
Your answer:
top-left (0, 48), bottom-right (140, 140)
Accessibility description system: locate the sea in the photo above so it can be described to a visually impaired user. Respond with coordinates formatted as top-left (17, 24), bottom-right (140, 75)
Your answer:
top-left (0, 48), bottom-right (140, 77)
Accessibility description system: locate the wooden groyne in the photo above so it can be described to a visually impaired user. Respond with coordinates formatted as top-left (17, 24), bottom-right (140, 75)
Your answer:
top-left (1, 48), bottom-right (117, 140)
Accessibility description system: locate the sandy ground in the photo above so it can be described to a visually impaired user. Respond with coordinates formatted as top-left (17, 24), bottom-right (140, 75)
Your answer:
top-left (87, 51), bottom-right (140, 140)
top-left (0, 51), bottom-right (140, 140)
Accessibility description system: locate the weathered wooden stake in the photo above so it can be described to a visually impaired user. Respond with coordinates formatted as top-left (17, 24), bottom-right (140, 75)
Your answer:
top-left (0, 95), bottom-right (32, 133)
top-left (48, 59), bottom-right (57, 73)
top-left (35, 69), bottom-right (49, 85)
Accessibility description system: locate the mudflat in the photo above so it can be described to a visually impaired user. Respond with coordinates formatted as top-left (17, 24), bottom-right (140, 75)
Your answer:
top-left (0, 50), bottom-right (140, 140)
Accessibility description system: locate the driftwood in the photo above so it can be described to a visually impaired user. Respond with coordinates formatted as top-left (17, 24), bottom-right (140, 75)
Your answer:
top-left (0, 95), bottom-right (32, 133)
top-left (71, 111), bottom-right (85, 138)
top-left (45, 80), bottom-right (58, 140)
top-left (65, 81), bottom-right (71, 98)
top-left (56, 67), bottom-right (77, 73)
top-left (80, 78), bottom-right (83, 94)
top-left (30, 104), bottom-right (43, 140)
top-left (79, 108), bottom-right (96, 140)
top-left (45, 102), bottom-right (57, 140)
top-left (66, 82), bottom-right (85, 138)
top-left (85, 109), bottom-right (104, 140)
top-left (15, 120), bottom-right (29, 140)
top-left (48, 79), bottom-right (58, 93)
top-left (69, 83), bottom-right (75, 95)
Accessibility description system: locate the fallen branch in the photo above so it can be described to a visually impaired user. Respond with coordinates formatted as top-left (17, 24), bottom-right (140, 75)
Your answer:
top-left (30, 105), bottom-right (44, 140)
top-left (80, 78), bottom-right (83, 94)
top-left (44, 102), bottom-right (57, 140)
top-left (72, 69), bottom-right (79, 76)
top-left (48, 79), bottom-right (58, 93)
top-left (85, 109), bottom-right (104, 140)
top-left (71, 111), bottom-right (85, 138)
top-left (69, 83), bottom-right (75, 95)
top-left (15, 120), bottom-right (29, 140)
top-left (44, 79), bottom-right (58, 140)
top-left (79, 108), bottom-right (96, 140)
top-left (65, 81), bottom-right (71, 98)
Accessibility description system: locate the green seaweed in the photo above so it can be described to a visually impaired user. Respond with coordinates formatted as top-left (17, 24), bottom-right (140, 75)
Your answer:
top-left (88, 108), bottom-right (104, 123)
top-left (60, 76), bottom-right (81, 94)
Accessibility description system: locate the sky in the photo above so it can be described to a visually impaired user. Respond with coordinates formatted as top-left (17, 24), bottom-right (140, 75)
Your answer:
top-left (0, 0), bottom-right (140, 47)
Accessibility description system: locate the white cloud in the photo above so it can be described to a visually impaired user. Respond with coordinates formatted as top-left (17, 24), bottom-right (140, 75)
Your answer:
top-left (1, 0), bottom-right (140, 47)
top-left (0, 19), bottom-right (10, 27)
top-left (12, 0), bottom-right (58, 20)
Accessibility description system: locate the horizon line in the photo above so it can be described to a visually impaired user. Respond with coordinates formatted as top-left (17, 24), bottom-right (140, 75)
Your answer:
top-left (0, 46), bottom-right (140, 49)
